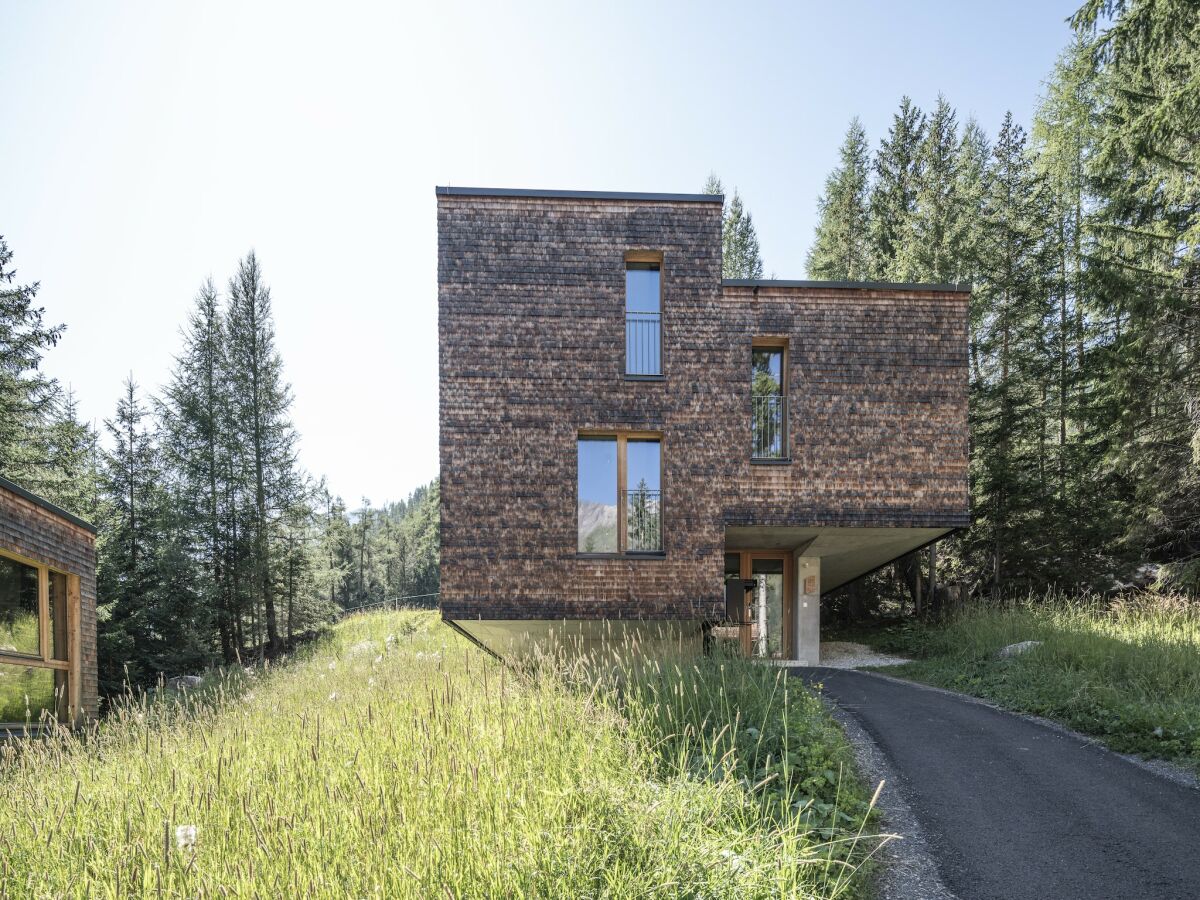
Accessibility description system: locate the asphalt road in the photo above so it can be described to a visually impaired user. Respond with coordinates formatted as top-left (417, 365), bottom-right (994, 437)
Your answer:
top-left (799, 668), bottom-right (1200, 900)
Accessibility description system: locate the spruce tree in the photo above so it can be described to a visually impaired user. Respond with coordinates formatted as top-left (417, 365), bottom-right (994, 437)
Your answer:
top-left (895, 95), bottom-right (959, 282)
top-left (1071, 0), bottom-right (1200, 586)
top-left (702, 174), bottom-right (766, 278)
top-left (0, 235), bottom-right (64, 479)
top-left (868, 97), bottom-right (926, 280)
top-left (723, 190), bottom-right (765, 279)
top-left (969, 113), bottom-right (1056, 594)
top-left (806, 117), bottom-right (872, 280)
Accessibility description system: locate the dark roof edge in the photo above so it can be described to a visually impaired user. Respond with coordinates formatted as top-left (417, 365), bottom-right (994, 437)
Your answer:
top-left (0, 475), bottom-right (97, 534)
top-left (723, 278), bottom-right (972, 293)
top-left (435, 186), bottom-right (724, 204)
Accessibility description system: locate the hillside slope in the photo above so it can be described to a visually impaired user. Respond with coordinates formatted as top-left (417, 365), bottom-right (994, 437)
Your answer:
top-left (0, 611), bottom-right (881, 898)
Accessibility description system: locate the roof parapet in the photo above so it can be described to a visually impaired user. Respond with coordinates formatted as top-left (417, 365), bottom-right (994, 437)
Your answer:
top-left (723, 278), bottom-right (971, 293)
top-left (0, 474), bottom-right (97, 533)
top-left (436, 186), bottom-right (723, 204)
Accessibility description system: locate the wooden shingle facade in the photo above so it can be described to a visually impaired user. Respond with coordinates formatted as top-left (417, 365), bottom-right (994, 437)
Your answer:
top-left (437, 187), bottom-right (969, 661)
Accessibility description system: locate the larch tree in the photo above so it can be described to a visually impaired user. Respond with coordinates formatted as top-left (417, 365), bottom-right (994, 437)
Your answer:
top-left (159, 279), bottom-right (236, 660)
top-left (224, 252), bottom-right (299, 654)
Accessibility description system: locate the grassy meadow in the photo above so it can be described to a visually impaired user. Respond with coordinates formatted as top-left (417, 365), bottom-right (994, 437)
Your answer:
top-left (868, 594), bottom-right (1200, 769)
top-left (0, 610), bottom-right (884, 898)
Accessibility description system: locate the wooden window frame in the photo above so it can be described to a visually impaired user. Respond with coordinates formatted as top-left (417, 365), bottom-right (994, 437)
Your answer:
top-left (0, 546), bottom-right (81, 726)
top-left (576, 430), bottom-right (665, 558)
top-left (751, 337), bottom-right (791, 463)
top-left (624, 250), bottom-right (665, 380)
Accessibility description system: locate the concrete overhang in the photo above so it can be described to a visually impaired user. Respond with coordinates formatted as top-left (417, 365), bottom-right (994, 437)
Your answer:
top-left (724, 525), bottom-right (954, 592)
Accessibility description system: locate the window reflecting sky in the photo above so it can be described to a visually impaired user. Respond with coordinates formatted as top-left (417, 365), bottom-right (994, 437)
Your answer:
top-left (627, 440), bottom-right (660, 492)
top-left (625, 267), bottom-right (660, 314)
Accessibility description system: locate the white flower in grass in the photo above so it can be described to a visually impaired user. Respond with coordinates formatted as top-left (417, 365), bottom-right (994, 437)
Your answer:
top-left (367, 678), bottom-right (376, 688)
top-left (719, 848), bottom-right (747, 873)
top-left (328, 661), bottom-right (336, 671)
top-left (175, 825), bottom-right (197, 851)
top-left (329, 692), bottom-right (338, 702)
top-left (374, 655), bottom-right (383, 664)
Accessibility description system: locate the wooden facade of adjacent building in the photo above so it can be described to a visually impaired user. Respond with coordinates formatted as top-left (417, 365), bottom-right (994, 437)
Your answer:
top-left (0, 476), bottom-right (98, 727)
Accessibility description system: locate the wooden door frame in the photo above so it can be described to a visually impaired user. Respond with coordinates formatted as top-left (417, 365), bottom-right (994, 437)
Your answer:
top-left (732, 549), bottom-right (794, 659)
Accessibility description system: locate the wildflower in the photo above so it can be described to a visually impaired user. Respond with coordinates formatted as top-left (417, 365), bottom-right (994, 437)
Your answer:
top-left (175, 825), bottom-right (198, 851)
top-left (328, 661), bottom-right (336, 671)
top-left (719, 848), bottom-right (747, 873)
top-left (329, 692), bottom-right (338, 702)
top-left (368, 678), bottom-right (376, 688)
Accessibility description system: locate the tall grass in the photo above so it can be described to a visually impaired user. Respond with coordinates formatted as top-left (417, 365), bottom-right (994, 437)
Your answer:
top-left (0, 611), bottom-right (884, 898)
top-left (874, 593), bottom-right (1200, 767)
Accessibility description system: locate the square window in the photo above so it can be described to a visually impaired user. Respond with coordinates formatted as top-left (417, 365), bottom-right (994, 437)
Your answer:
top-left (577, 434), bottom-right (663, 554)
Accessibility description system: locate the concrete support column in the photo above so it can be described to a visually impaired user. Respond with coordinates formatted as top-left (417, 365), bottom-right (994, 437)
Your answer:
top-left (794, 556), bottom-right (821, 665)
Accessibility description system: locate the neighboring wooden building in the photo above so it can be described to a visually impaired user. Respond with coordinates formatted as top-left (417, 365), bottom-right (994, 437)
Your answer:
top-left (0, 475), bottom-right (97, 727)
top-left (437, 187), bottom-right (969, 662)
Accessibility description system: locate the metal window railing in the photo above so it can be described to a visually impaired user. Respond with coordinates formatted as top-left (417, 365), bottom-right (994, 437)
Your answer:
top-left (622, 488), bottom-right (663, 552)
top-left (752, 395), bottom-right (787, 459)
top-left (625, 311), bottom-right (662, 376)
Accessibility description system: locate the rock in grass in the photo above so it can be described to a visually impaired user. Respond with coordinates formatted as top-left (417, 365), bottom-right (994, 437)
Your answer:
top-left (997, 640), bottom-right (1042, 659)
top-left (167, 675), bottom-right (204, 692)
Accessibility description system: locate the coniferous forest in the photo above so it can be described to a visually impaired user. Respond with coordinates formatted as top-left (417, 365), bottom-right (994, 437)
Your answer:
top-left (717, 0), bottom-right (1200, 614)
top-left (0, 246), bottom-right (439, 693)
top-left (1, 0), bottom-right (1196, 689)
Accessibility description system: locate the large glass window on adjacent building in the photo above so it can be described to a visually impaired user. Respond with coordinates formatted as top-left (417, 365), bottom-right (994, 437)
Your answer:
top-left (577, 434), bottom-right (663, 554)
top-left (625, 258), bottom-right (662, 377)
top-left (0, 552), bottom-right (73, 725)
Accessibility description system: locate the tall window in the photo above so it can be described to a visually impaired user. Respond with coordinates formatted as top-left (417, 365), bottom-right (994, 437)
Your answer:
top-left (752, 344), bottom-right (787, 459)
top-left (0, 551), bottom-right (72, 725)
top-left (577, 434), bottom-right (663, 554)
top-left (625, 257), bottom-right (662, 376)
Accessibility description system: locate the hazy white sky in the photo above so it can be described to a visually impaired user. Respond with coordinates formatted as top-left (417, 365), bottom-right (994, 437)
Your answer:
top-left (1, 1), bottom-right (1078, 504)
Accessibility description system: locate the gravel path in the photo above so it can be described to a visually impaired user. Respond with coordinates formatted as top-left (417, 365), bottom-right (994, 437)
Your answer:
top-left (819, 641), bottom-right (911, 668)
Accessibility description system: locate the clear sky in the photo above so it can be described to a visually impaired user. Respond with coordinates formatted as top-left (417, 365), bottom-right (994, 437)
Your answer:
top-left (1, 1), bottom-right (1079, 505)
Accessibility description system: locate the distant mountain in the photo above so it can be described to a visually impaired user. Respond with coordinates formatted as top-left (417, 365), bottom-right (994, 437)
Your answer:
top-left (577, 501), bottom-right (617, 552)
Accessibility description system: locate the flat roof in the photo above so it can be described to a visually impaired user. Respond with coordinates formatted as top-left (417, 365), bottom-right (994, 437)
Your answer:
top-left (0, 474), bottom-right (97, 533)
top-left (436, 186), bottom-right (724, 204)
top-left (723, 278), bottom-right (971, 294)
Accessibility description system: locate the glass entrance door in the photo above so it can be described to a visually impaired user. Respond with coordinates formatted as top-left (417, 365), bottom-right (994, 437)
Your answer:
top-left (720, 550), bottom-right (792, 659)
top-left (750, 558), bottom-right (786, 658)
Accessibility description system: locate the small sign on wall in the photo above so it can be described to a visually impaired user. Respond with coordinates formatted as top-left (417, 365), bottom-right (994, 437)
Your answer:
top-left (804, 575), bottom-right (817, 594)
